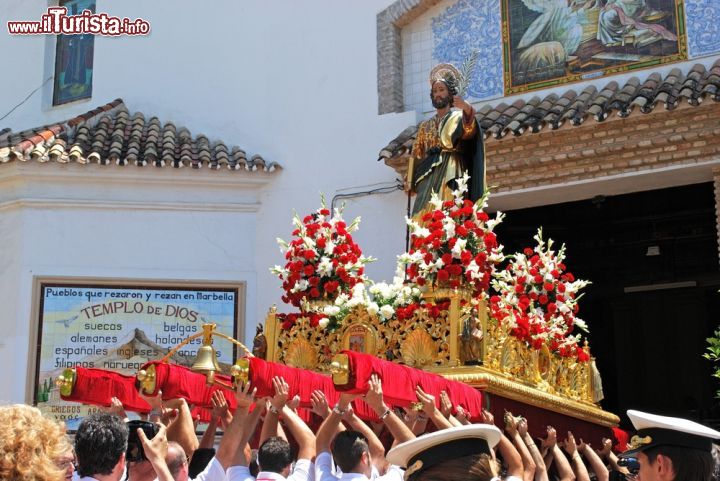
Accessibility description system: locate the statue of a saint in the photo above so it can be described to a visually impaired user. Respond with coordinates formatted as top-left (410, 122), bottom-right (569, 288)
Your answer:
top-left (460, 317), bottom-right (484, 365)
top-left (252, 324), bottom-right (267, 359)
top-left (408, 64), bottom-right (485, 218)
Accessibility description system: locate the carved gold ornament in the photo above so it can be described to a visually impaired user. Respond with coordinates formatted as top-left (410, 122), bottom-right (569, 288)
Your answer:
top-left (266, 286), bottom-right (618, 426)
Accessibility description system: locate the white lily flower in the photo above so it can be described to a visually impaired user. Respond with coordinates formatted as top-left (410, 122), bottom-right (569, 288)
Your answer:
top-left (429, 192), bottom-right (443, 210)
top-left (324, 241), bottom-right (336, 255)
top-left (451, 238), bottom-right (467, 258)
top-left (291, 279), bottom-right (309, 293)
top-left (317, 257), bottom-right (333, 277)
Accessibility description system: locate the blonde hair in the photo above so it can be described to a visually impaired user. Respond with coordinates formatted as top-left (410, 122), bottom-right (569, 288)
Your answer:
top-left (0, 404), bottom-right (72, 481)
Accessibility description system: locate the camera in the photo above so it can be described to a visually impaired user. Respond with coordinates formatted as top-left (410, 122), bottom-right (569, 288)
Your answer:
top-left (126, 420), bottom-right (159, 462)
top-left (617, 457), bottom-right (639, 474)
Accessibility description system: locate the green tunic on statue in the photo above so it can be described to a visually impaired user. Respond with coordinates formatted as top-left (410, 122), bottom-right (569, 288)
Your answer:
top-left (410, 109), bottom-right (485, 217)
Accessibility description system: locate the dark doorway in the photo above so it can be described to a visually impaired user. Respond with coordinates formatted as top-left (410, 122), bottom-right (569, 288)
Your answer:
top-left (494, 182), bottom-right (720, 427)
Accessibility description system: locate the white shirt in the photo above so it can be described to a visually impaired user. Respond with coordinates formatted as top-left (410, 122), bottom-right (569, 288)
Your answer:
top-left (227, 459), bottom-right (314, 481)
top-left (192, 457), bottom-right (226, 481)
top-left (315, 452), bottom-right (402, 481)
top-left (491, 476), bottom-right (524, 481)
top-left (375, 466), bottom-right (403, 481)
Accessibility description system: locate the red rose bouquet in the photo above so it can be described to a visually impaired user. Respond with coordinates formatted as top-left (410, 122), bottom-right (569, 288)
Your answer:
top-left (490, 229), bottom-right (590, 361)
top-left (399, 173), bottom-right (505, 297)
top-left (271, 198), bottom-right (374, 308)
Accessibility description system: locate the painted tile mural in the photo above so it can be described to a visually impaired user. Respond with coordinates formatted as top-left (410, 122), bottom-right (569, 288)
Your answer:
top-left (686, 0), bottom-right (720, 58)
top-left (502, 0), bottom-right (688, 95)
top-left (432, 0), bottom-right (504, 100)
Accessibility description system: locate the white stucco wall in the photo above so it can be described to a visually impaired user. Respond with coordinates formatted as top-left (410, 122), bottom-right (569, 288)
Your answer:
top-left (0, 0), bottom-right (415, 403)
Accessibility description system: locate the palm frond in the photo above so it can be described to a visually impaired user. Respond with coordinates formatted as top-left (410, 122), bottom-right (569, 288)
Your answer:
top-left (458, 49), bottom-right (479, 97)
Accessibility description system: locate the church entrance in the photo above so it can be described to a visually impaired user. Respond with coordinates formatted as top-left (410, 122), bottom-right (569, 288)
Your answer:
top-left (494, 182), bottom-right (720, 427)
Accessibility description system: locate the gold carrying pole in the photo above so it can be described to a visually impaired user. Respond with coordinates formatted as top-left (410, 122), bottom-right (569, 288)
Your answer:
top-left (265, 306), bottom-right (279, 362)
top-left (448, 291), bottom-right (460, 366)
top-left (406, 156), bottom-right (415, 191)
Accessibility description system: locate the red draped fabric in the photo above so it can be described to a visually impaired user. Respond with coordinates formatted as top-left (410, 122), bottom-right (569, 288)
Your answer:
top-left (61, 367), bottom-right (151, 413)
top-left (191, 406), bottom-right (215, 423)
top-left (138, 361), bottom-right (237, 411)
top-left (244, 357), bottom-right (376, 421)
top-left (334, 351), bottom-right (485, 421)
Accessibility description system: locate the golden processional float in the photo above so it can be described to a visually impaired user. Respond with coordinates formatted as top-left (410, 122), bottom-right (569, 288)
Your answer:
top-left (57, 184), bottom-right (619, 441)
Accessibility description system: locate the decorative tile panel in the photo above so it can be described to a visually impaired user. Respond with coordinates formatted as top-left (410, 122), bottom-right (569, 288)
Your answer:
top-left (431, 0), bottom-right (504, 100)
top-left (686, 0), bottom-right (720, 58)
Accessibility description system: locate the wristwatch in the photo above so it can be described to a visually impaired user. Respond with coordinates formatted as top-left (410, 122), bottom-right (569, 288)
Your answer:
top-left (333, 404), bottom-right (350, 416)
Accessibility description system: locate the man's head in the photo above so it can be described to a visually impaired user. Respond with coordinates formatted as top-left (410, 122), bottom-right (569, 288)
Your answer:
top-left (637, 446), bottom-right (714, 481)
top-left (258, 436), bottom-right (293, 477)
top-left (386, 424), bottom-right (501, 481)
top-left (430, 78), bottom-right (457, 109)
top-left (75, 412), bottom-right (128, 480)
top-left (331, 431), bottom-right (372, 477)
top-left (166, 441), bottom-right (189, 481)
top-left (621, 410), bottom-right (720, 481)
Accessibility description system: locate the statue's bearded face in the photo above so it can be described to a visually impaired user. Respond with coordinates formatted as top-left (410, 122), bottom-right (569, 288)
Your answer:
top-left (431, 81), bottom-right (452, 109)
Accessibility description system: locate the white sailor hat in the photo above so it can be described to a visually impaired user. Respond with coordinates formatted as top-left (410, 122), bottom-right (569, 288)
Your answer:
top-left (386, 424), bottom-right (501, 477)
top-left (620, 409), bottom-right (720, 457)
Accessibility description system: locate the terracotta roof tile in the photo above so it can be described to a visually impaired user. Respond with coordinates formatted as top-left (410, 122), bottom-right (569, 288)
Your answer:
top-left (378, 60), bottom-right (720, 162)
top-left (2, 99), bottom-right (280, 172)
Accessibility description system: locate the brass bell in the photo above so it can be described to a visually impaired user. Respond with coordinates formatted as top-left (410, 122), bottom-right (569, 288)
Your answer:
top-left (192, 344), bottom-right (221, 375)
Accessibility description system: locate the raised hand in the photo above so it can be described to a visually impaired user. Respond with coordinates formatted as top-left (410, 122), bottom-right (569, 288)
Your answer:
top-left (414, 386), bottom-right (437, 417)
top-left (597, 437), bottom-right (612, 457)
top-left (311, 390), bottom-right (330, 418)
top-left (211, 391), bottom-right (229, 418)
top-left (562, 431), bottom-right (578, 456)
top-left (542, 426), bottom-right (557, 449)
top-left (504, 411), bottom-right (518, 436)
top-left (138, 422), bottom-right (169, 465)
top-left (364, 373), bottom-right (386, 413)
top-left (270, 376), bottom-right (289, 411)
top-left (577, 438), bottom-right (588, 453)
top-left (106, 396), bottom-right (128, 419)
top-left (235, 381), bottom-right (257, 410)
top-left (455, 405), bottom-right (470, 425)
top-left (439, 391), bottom-right (453, 418)
top-left (287, 394), bottom-right (301, 413)
top-left (517, 417), bottom-right (529, 437)
top-left (139, 389), bottom-right (163, 410)
top-left (481, 408), bottom-right (495, 425)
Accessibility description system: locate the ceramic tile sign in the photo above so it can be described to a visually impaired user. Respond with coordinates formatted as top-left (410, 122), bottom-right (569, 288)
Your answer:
top-left (34, 282), bottom-right (239, 429)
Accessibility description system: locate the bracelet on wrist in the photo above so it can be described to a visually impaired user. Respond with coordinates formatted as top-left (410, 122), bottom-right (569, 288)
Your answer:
top-left (380, 408), bottom-right (392, 420)
top-left (333, 404), bottom-right (349, 416)
top-left (268, 405), bottom-right (281, 415)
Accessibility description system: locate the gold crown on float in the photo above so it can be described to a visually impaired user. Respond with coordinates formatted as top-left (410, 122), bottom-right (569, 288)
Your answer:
top-left (429, 63), bottom-right (461, 87)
